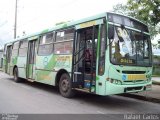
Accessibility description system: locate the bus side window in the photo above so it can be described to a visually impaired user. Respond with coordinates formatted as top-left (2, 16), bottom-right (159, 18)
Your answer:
top-left (38, 32), bottom-right (54, 55)
top-left (12, 41), bottom-right (19, 57)
top-left (19, 40), bottom-right (28, 57)
top-left (54, 28), bottom-right (74, 54)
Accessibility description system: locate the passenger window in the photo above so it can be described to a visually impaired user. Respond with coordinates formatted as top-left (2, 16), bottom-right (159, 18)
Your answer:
top-left (56, 29), bottom-right (74, 42)
top-left (54, 28), bottom-right (74, 54)
top-left (12, 41), bottom-right (19, 57)
top-left (38, 32), bottom-right (54, 55)
top-left (54, 41), bottom-right (73, 54)
top-left (19, 40), bottom-right (28, 57)
top-left (40, 32), bottom-right (53, 44)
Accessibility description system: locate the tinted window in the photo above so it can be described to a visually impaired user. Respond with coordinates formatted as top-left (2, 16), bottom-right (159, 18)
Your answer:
top-left (12, 41), bottom-right (19, 57)
top-left (6, 45), bottom-right (12, 63)
top-left (13, 41), bottom-right (19, 49)
top-left (20, 40), bottom-right (28, 48)
top-left (56, 29), bottom-right (74, 42)
top-left (54, 41), bottom-right (73, 54)
top-left (54, 28), bottom-right (74, 54)
top-left (38, 32), bottom-right (54, 55)
top-left (108, 13), bottom-right (149, 32)
top-left (19, 40), bottom-right (28, 57)
top-left (40, 32), bottom-right (53, 44)
top-left (38, 44), bottom-right (53, 55)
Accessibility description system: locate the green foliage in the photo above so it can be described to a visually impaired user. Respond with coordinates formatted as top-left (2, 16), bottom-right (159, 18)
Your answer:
top-left (152, 55), bottom-right (160, 75)
top-left (113, 0), bottom-right (160, 39)
top-left (152, 42), bottom-right (160, 49)
top-left (113, 4), bottom-right (128, 15)
top-left (153, 66), bottom-right (160, 75)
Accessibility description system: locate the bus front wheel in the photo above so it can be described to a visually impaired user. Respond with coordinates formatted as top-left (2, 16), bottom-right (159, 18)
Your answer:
top-left (13, 68), bottom-right (21, 82)
top-left (59, 73), bottom-right (75, 98)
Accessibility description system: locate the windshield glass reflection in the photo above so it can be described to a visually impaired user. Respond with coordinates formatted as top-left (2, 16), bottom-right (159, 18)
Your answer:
top-left (110, 25), bottom-right (152, 66)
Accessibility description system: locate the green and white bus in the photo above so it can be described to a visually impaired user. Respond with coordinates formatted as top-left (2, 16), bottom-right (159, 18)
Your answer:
top-left (3, 12), bottom-right (152, 97)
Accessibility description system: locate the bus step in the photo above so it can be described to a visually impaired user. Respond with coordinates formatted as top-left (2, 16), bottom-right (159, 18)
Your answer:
top-left (84, 80), bottom-right (95, 88)
top-left (84, 80), bottom-right (91, 89)
top-left (27, 79), bottom-right (34, 82)
top-left (74, 88), bottom-right (90, 93)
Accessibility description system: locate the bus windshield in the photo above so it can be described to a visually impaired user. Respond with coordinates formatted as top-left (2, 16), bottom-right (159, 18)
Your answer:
top-left (110, 25), bottom-right (152, 66)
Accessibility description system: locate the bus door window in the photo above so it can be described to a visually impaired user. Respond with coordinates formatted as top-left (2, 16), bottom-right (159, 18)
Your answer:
top-left (85, 40), bottom-right (92, 71)
top-left (6, 45), bottom-right (12, 63)
top-left (84, 26), bottom-right (99, 72)
top-left (28, 41), bottom-right (35, 64)
top-left (74, 26), bottom-right (98, 73)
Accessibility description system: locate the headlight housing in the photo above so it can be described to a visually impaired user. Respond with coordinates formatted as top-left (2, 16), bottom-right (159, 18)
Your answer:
top-left (106, 78), bottom-right (122, 85)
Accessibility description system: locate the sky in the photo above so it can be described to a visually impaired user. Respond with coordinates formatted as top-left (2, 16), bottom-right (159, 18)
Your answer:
top-left (0, 0), bottom-right (159, 55)
top-left (0, 0), bottom-right (127, 46)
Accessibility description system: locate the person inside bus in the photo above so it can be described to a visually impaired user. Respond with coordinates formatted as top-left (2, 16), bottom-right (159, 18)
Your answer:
top-left (85, 40), bottom-right (92, 72)
top-left (112, 28), bottom-right (122, 63)
top-left (85, 48), bottom-right (92, 72)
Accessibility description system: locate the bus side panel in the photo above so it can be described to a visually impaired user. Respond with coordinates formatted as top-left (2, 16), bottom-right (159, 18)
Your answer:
top-left (35, 54), bottom-right (56, 85)
top-left (53, 55), bottom-right (72, 73)
top-left (53, 54), bottom-right (72, 85)
top-left (2, 57), bottom-right (6, 72)
top-left (35, 54), bottom-right (72, 86)
top-left (10, 56), bottom-right (18, 76)
top-left (95, 37), bottom-right (110, 95)
top-left (17, 57), bottom-right (27, 78)
top-left (36, 70), bottom-right (56, 85)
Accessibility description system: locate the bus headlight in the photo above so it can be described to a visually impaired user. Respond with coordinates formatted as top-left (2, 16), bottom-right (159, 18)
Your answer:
top-left (117, 80), bottom-right (122, 85)
top-left (115, 80), bottom-right (122, 85)
top-left (146, 74), bottom-right (151, 81)
top-left (106, 78), bottom-right (122, 85)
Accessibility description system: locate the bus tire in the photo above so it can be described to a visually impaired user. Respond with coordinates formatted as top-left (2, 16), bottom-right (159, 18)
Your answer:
top-left (59, 73), bottom-right (75, 98)
top-left (13, 67), bottom-right (21, 82)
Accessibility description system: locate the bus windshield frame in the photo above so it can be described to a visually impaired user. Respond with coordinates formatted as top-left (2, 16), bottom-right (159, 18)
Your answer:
top-left (108, 13), bottom-right (152, 67)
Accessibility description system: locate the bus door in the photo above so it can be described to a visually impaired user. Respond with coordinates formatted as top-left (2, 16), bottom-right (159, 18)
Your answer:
top-left (6, 45), bottom-right (12, 74)
top-left (72, 19), bottom-right (103, 92)
top-left (26, 40), bottom-right (36, 80)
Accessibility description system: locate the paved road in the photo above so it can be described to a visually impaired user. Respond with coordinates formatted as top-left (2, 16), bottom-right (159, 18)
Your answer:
top-left (0, 71), bottom-right (160, 114)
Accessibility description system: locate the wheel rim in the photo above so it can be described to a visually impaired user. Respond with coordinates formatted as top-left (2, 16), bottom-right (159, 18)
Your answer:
top-left (61, 78), bottom-right (69, 92)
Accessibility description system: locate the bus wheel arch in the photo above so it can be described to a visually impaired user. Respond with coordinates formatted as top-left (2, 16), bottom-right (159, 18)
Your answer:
top-left (55, 69), bottom-right (68, 86)
top-left (55, 69), bottom-right (75, 98)
top-left (13, 65), bottom-right (18, 75)
top-left (13, 66), bottom-right (21, 82)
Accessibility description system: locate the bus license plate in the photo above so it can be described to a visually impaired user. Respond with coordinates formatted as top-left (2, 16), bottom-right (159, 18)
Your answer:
top-left (127, 74), bottom-right (146, 80)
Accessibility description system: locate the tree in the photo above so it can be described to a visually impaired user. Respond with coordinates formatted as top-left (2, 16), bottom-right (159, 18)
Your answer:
top-left (113, 4), bottom-right (128, 15)
top-left (113, 0), bottom-right (160, 39)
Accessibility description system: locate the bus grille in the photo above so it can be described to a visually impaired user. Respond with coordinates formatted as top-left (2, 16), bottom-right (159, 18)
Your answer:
top-left (123, 80), bottom-right (145, 84)
top-left (122, 71), bottom-right (146, 74)
top-left (124, 86), bottom-right (143, 92)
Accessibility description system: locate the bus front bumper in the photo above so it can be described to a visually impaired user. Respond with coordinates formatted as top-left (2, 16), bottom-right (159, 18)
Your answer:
top-left (105, 81), bottom-right (152, 95)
